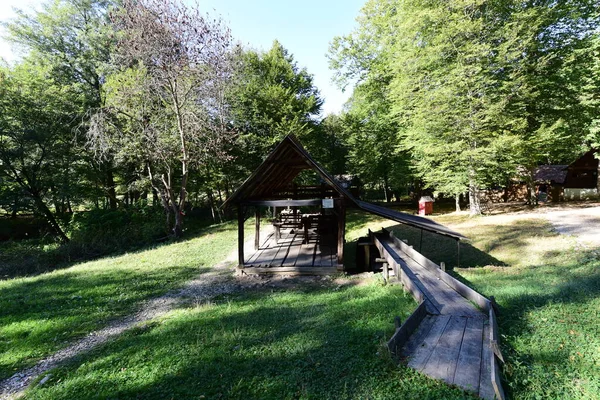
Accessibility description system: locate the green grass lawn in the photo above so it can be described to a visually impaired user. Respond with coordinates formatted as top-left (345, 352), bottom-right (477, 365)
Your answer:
top-left (451, 218), bottom-right (600, 400)
top-left (22, 283), bottom-right (473, 400)
top-left (0, 222), bottom-right (247, 380)
top-left (3, 209), bottom-right (599, 399)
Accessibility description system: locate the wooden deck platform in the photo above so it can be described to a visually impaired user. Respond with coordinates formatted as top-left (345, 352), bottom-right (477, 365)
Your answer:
top-left (240, 229), bottom-right (339, 275)
top-left (373, 232), bottom-right (504, 400)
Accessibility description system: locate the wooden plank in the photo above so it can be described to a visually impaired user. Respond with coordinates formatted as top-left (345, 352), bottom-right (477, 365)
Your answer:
top-left (489, 308), bottom-right (504, 362)
top-left (392, 243), bottom-right (480, 317)
top-left (317, 244), bottom-right (333, 268)
top-left (337, 199), bottom-right (346, 265)
top-left (407, 314), bottom-right (452, 371)
top-left (453, 317), bottom-right (484, 391)
top-left (479, 324), bottom-right (495, 400)
top-left (313, 233), bottom-right (324, 267)
top-left (400, 314), bottom-right (437, 358)
top-left (271, 233), bottom-right (295, 266)
top-left (242, 199), bottom-right (323, 207)
top-left (254, 231), bottom-right (290, 267)
top-left (388, 229), bottom-right (491, 312)
top-left (438, 271), bottom-right (492, 312)
top-left (372, 233), bottom-right (425, 304)
top-left (246, 232), bottom-right (274, 265)
top-left (420, 315), bottom-right (468, 383)
top-left (254, 207), bottom-right (260, 250)
top-left (387, 301), bottom-right (428, 357)
top-left (245, 266), bottom-right (336, 275)
top-left (491, 351), bottom-right (506, 400)
top-left (282, 233), bottom-right (303, 266)
top-left (295, 237), bottom-right (316, 267)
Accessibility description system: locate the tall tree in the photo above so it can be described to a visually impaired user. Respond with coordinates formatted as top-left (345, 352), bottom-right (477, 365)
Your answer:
top-left (88, 0), bottom-right (235, 237)
top-left (5, 0), bottom-right (119, 209)
top-left (331, 0), bottom-right (600, 213)
top-left (0, 63), bottom-right (79, 242)
top-left (495, 1), bottom-right (600, 204)
top-left (227, 41), bottom-right (323, 177)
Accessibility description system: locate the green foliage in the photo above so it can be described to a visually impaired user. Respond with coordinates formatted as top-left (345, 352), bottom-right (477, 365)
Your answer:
top-left (0, 62), bottom-right (82, 240)
top-left (0, 208), bottom-right (167, 278)
top-left (330, 0), bottom-right (600, 210)
top-left (342, 81), bottom-right (410, 201)
top-left (5, 0), bottom-right (115, 108)
top-left (227, 41), bottom-right (323, 176)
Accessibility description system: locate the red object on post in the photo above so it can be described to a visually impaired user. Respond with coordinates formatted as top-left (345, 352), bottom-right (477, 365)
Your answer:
top-left (418, 196), bottom-right (434, 216)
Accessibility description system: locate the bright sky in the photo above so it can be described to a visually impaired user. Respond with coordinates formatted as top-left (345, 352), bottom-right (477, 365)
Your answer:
top-left (0, 0), bottom-right (365, 116)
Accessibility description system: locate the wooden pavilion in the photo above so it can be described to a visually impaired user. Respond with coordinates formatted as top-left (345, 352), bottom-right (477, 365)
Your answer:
top-left (224, 135), bottom-right (465, 275)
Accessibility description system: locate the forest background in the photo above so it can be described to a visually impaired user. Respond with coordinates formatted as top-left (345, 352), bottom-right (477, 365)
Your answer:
top-left (0, 0), bottom-right (599, 275)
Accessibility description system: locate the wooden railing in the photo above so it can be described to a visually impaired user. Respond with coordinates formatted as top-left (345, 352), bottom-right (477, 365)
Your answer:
top-left (372, 228), bottom-right (505, 400)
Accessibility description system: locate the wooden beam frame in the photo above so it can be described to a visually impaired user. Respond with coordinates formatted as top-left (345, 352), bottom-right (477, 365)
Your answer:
top-left (337, 198), bottom-right (346, 266)
top-left (238, 206), bottom-right (244, 267)
top-left (242, 199), bottom-right (322, 207)
top-left (254, 207), bottom-right (260, 250)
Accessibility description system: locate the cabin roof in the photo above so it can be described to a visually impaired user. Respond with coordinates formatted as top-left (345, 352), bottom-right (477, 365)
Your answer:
top-left (534, 165), bottom-right (568, 184)
top-left (224, 135), bottom-right (466, 240)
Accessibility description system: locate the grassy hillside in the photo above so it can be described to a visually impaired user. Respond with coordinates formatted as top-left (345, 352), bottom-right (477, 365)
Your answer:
top-left (2, 209), bottom-right (599, 399)
top-left (0, 222), bottom-right (245, 380)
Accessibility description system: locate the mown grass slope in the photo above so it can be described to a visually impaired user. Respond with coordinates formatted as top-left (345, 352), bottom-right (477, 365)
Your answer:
top-left (4, 209), bottom-right (599, 399)
top-left (0, 222), bottom-right (246, 380)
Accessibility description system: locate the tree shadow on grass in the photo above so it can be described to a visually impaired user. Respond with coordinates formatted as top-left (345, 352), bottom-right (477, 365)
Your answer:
top-left (383, 223), bottom-right (506, 269)
top-left (0, 219), bottom-right (238, 280)
top-left (24, 283), bottom-right (476, 400)
top-left (0, 261), bottom-right (215, 380)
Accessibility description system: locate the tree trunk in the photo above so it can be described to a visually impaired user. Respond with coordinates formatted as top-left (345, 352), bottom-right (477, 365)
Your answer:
top-left (33, 194), bottom-right (69, 242)
top-left (207, 190), bottom-right (217, 223)
top-left (469, 179), bottom-right (481, 215)
top-left (172, 206), bottom-right (183, 237)
top-left (383, 173), bottom-right (391, 202)
top-left (152, 188), bottom-right (159, 207)
top-left (455, 194), bottom-right (461, 212)
top-left (105, 168), bottom-right (118, 210)
top-left (592, 159), bottom-right (600, 196)
top-left (525, 168), bottom-right (537, 206)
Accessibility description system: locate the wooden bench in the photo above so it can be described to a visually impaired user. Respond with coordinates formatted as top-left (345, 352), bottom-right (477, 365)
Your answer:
top-left (273, 210), bottom-right (303, 242)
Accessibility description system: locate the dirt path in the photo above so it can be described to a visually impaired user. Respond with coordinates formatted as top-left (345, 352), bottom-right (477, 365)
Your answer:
top-left (542, 206), bottom-right (600, 246)
top-left (456, 203), bottom-right (600, 246)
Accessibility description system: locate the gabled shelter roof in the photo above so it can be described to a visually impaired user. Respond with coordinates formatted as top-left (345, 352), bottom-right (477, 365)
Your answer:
top-left (224, 135), bottom-right (466, 240)
top-left (223, 135), bottom-right (354, 206)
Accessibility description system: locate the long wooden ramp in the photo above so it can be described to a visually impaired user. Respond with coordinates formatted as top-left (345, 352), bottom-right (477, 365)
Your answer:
top-left (371, 229), bottom-right (505, 400)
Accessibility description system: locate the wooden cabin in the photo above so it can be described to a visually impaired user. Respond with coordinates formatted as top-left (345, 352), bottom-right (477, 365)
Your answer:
top-left (563, 150), bottom-right (599, 199)
top-left (223, 135), bottom-right (465, 276)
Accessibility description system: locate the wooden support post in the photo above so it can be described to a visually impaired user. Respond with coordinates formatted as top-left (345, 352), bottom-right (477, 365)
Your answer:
top-left (383, 261), bottom-right (389, 281)
top-left (394, 316), bottom-right (402, 331)
top-left (238, 206), bottom-right (244, 267)
top-left (337, 199), bottom-right (346, 266)
top-left (254, 207), bottom-right (260, 250)
top-left (440, 262), bottom-right (446, 272)
top-left (364, 245), bottom-right (370, 272)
